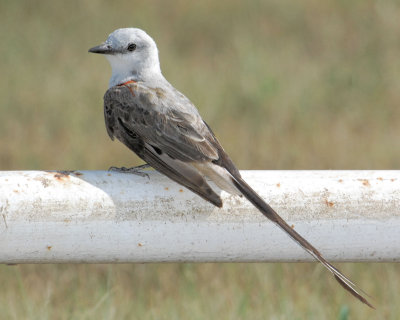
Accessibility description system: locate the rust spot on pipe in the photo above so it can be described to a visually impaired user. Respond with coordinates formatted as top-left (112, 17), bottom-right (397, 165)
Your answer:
top-left (46, 245), bottom-right (52, 251)
top-left (165, 187), bottom-right (169, 190)
top-left (276, 183), bottom-right (281, 188)
top-left (53, 171), bottom-right (71, 182)
top-left (179, 189), bottom-right (183, 192)
top-left (138, 243), bottom-right (143, 247)
top-left (325, 199), bottom-right (334, 207)
top-left (359, 179), bottom-right (370, 187)
top-left (338, 179), bottom-right (343, 183)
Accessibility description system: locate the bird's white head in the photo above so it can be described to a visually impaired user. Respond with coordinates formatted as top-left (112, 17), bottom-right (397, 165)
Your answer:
top-left (89, 28), bottom-right (162, 87)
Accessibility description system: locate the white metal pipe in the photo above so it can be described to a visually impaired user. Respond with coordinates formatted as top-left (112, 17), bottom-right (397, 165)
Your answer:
top-left (0, 170), bottom-right (399, 264)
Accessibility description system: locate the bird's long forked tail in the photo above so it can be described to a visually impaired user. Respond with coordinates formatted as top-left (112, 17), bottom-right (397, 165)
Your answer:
top-left (231, 175), bottom-right (374, 309)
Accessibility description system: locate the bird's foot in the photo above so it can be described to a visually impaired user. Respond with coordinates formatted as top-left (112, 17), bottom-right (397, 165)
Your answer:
top-left (108, 164), bottom-right (151, 179)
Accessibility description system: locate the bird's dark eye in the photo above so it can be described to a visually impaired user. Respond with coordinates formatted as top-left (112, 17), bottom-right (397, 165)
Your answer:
top-left (127, 43), bottom-right (136, 51)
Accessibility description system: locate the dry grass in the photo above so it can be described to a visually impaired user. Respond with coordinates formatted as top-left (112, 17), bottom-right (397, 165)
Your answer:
top-left (1, 0), bottom-right (399, 318)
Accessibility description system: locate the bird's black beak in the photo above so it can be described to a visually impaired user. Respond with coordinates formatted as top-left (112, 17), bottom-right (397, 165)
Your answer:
top-left (88, 43), bottom-right (114, 54)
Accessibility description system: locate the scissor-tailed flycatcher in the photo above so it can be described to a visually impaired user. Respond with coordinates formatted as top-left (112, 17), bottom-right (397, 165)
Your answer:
top-left (89, 28), bottom-right (373, 308)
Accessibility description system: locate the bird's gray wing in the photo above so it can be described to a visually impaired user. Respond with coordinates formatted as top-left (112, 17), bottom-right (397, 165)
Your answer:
top-left (103, 82), bottom-right (239, 206)
top-left (105, 83), bottom-right (216, 159)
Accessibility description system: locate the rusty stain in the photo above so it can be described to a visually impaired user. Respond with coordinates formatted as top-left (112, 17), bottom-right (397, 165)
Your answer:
top-left (338, 179), bottom-right (343, 183)
top-left (53, 171), bottom-right (71, 182)
top-left (138, 243), bottom-right (143, 247)
top-left (179, 189), bottom-right (183, 192)
top-left (165, 187), bottom-right (169, 191)
top-left (46, 245), bottom-right (52, 251)
top-left (63, 219), bottom-right (71, 223)
top-left (13, 189), bottom-right (19, 193)
top-left (358, 179), bottom-right (370, 187)
top-left (290, 224), bottom-right (295, 229)
top-left (107, 173), bottom-right (111, 176)
top-left (391, 178), bottom-right (397, 182)
top-left (276, 183), bottom-right (280, 188)
top-left (377, 177), bottom-right (383, 181)
top-left (325, 199), bottom-right (334, 207)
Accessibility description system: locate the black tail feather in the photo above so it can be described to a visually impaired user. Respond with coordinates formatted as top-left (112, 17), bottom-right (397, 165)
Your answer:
top-left (231, 175), bottom-right (374, 309)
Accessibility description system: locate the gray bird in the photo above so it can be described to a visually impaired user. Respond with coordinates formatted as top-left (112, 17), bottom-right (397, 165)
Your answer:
top-left (89, 28), bottom-right (372, 308)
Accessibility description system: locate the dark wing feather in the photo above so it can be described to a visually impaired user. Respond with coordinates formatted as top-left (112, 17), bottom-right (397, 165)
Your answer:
top-left (103, 83), bottom-right (224, 207)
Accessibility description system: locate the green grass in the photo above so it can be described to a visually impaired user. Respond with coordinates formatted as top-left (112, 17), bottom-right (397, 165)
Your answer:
top-left (1, 263), bottom-right (399, 319)
top-left (1, 0), bottom-right (399, 318)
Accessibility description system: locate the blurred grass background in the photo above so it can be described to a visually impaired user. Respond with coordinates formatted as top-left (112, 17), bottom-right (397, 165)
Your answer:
top-left (0, 0), bottom-right (399, 318)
